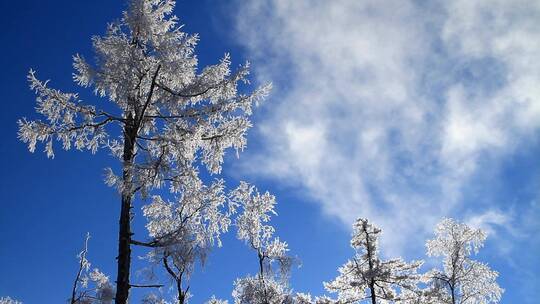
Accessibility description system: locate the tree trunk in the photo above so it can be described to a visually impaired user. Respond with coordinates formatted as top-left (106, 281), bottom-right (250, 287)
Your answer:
top-left (364, 222), bottom-right (377, 304)
top-left (177, 280), bottom-right (185, 304)
top-left (115, 116), bottom-right (136, 304)
top-left (369, 283), bottom-right (377, 304)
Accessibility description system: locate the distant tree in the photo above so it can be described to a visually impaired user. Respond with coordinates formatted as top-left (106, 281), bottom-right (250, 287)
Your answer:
top-left (292, 293), bottom-right (335, 304)
top-left (205, 296), bottom-right (229, 304)
top-left (140, 179), bottom-right (231, 303)
top-left (309, 296), bottom-right (335, 304)
top-left (325, 218), bottom-right (423, 304)
top-left (230, 182), bottom-right (293, 304)
top-left (141, 293), bottom-right (174, 304)
top-left (0, 297), bottom-right (22, 304)
top-left (292, 293), bottom-right (314, 304)
top-left (398, 287), bottom-right (443, 304)
top-left (17, 0), bottom-right (270, 303)
top-left (69, 234), bottom-right (115, 304)
top-left (423, 218), bottom-right (503, 304)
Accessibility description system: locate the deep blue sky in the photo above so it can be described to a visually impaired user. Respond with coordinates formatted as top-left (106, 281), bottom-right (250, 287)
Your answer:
top-left (0, 1), bottom-right (348, 302)
top-left (1, 1), bottom-right (539, 303)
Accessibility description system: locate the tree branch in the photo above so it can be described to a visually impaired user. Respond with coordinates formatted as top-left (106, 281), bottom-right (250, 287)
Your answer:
top-left (135, 65), bottom-right (161, 130)
top-left (130, 284), bottom-right (164, 288)
top-left (155, 82), bottom-right (212, 98)
top-left (130, 239), bottom-right (158, 248)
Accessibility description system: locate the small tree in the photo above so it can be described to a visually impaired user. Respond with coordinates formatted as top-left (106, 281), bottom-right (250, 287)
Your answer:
top-left (140, 179), bottom-right (231, 303)
top-left (18, 1), bottom-right (270, 303)
top-left (230, 182), bottom-right (293, 304)
top-left (205, 297), bottom-right (229, 304)
top-left (0, 297), bottom-right (22, 304)
top-left (69, 234), bottom-right (115, 304)
top-left (292, 293), bottom-right (335, 304)
top-left (424, 218), bottom-right (503, 304)
top-left (325, 218), bottom-right (422, 304)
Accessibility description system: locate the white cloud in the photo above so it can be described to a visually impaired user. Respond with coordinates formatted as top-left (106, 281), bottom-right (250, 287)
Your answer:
top-left (466, 209), bottom-right (512, 237)
top-left (232, 0), bottom-right (540, 255)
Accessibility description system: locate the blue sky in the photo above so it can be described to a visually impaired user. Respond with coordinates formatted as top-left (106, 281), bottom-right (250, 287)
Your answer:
top-left (0, 0), bottom-right (539, 303)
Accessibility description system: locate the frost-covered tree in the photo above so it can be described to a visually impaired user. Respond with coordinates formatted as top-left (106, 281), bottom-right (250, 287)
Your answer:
top-left (142, 293), bottom-right (174, 304)
top-left (293, 293), bottom-right (314, 304)
top-left (292, 293), bottom-right (335, 304)
top-left (140, 179), bottom-right (231, 304)
top-left (69, 234), bottom-right (115, 304)
top-left (206, 296), bottom-right (229, 304)
top-left (325, 218), bottom-right (422, 304)
top-left (424, 218), bottom-right (503, 304)
top-left (233, 277), bottom-right (293, 304)
top-left (230, 182), bottom-right (293, 304)
top-left (398, 287), bottom-right (446, 304)
top-left (0, 297), bottom-right (22, 304)
top-left (17, 1), bottom-right (270, 303)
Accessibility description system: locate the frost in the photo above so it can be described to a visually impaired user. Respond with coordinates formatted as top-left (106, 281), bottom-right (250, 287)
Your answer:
top-left (230, 183), bottom-right (294, 304)
top-left (69, 234), bottom-right (114, 304)
top-left (325, 218), bottom-right (423, 303)
top-left (0, 297), bottom-right (22, 304)
top-left (422, 218), bottom-right (503, 304)
top-left (18, 0), bottom-right (270, 302)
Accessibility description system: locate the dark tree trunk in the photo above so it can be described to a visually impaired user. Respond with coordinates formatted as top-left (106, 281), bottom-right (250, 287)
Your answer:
top-left (115, 66), bottom-right (159, 303)
top-left (115, 116), bottom-right (136, 304)
top-left (177, 280), bottom-right (185, 304)
top-left (364, 222), bottom-right (377, 304)
top-left (369, 282), bottom-right (377, 304)
top-left (115, 190), bottom-right (132, 304)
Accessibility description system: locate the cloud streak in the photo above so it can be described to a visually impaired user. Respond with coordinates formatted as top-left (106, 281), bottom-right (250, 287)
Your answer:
top-left (232, 0), bottom-right (540, 256)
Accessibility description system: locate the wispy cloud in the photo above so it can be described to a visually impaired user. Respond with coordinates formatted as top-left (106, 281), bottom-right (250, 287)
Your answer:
top-left (466, 209), bottom-right (512, 237)
top-left (232, 0), bottom-right (540, 256)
